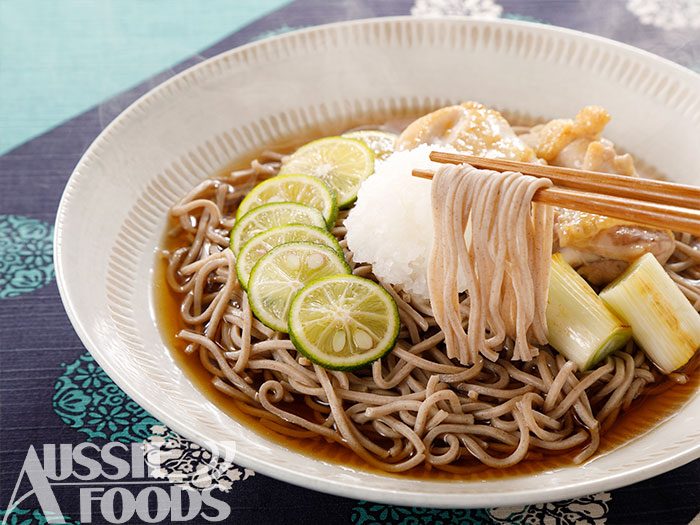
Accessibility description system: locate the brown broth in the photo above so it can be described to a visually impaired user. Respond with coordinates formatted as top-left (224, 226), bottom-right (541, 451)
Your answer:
top-left (155, 253), bottom-right (700, 480)
top-left (152, 114), bottom-right (699, 481)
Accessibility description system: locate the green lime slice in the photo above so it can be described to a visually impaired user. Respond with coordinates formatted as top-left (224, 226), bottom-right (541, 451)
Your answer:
top-left (236, 173), bottom-right (338, 227)
top-left (288, 275), bottom-right (400, 371)
top-left (235, 224), bottom-right (343, 291)
top-left (278, 136), bottom-right (374, 208)
top-left (230, 202), bottom-right (326, 255)
top-left (342, 130), bottom-right (398, 161)
top-left (247, 242), bottom-right (351, 333)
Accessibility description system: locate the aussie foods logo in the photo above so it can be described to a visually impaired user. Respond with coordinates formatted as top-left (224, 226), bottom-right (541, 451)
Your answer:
top-left (3, 441), bottom-right (237, 524)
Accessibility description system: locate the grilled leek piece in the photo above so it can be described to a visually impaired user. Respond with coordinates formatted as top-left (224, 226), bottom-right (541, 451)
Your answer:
top-left (600, 252), bottom-right (700, 374)
top-left (547, 253), bottom-right (632, 370)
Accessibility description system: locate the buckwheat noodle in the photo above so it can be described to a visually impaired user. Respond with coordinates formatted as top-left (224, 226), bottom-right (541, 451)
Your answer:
top-left (162, 150), bottom-right (700, 472)
top-left (428, 165), bottom-right (553, 365)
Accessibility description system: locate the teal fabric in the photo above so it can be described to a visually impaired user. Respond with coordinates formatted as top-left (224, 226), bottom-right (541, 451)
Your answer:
top-left (0, 0), bottom-right (292, 155)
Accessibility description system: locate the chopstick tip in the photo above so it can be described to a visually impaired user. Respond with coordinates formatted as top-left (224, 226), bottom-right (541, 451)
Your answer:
top-left (412, 169), bottom-right (434, 180)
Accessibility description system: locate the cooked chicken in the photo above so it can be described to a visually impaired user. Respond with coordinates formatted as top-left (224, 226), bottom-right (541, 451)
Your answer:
top-left (522, 106), bottom-right (674, 284)
top-left (397, 102), bottom-right (674, 285)
top-left (396, 101), bottom-right (538, 162)
top-left (556, 209), bottom-right (676, 285)
top-left (591, 142), bottom-right (636, 176)
top-left (520, 105), bottom-right (636, 177)
top-left (519, 106), bottom-right (588, 155)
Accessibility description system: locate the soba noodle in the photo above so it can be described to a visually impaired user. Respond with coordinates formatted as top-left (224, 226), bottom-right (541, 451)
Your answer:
top-left (162, 147), bottom-right (700, 473)
top-left (428, 165), bottom-right (553, 365)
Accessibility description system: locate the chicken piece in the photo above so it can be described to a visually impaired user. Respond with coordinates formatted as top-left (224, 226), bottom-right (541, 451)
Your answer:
top-left (556, 209), bottom-right (676, 285)
top-left (581, 139), bottom-right (636, 176)
top-left (553, 137), bottom-right (637, 177)
top-left (522, 104), bottom-right (637, 176)
top-left (567, 257), bottom-right (630, 287)
top-left (521, 105), bottom-right (636, 176)
top-left (396, 101), bottom-right (538, 162)
top-left (522, 105), bottom-right (672, 284)
top-left (520, 105), bottom-right (608, 159)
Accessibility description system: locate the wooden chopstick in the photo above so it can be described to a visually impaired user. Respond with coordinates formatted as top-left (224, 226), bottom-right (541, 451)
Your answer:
top-left (428, 151), bottom-right (700, 211)
top-left (412, 153), bottom-right (700, 237)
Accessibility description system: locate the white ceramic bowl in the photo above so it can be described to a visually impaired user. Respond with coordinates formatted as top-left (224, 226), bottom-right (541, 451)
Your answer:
top-left (55, 17), bottom-right (700, 508)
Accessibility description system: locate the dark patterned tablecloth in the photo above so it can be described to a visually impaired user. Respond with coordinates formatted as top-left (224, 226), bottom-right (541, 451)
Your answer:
top-left (2, 1), bottom-right (699, 524)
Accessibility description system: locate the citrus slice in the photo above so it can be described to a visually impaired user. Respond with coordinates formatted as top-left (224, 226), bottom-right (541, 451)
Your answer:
top-left (230, 203), bottom-right (326, 255)
top-left (342, 130), bottom-right (398, 161)
top-left (236, 174), bottom-right (338, 227)
top-left (288, 275), bottom-right (400, 370)
top-left (235, 224), bottom-right (343, 290)
top-left (278, 137), bottom-right (374, 208)
top-left (247, 242), bottom-right (351, 332)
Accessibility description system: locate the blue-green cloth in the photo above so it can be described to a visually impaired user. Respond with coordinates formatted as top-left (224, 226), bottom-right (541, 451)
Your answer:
top-left (0, 0), bottom-right (291, 155)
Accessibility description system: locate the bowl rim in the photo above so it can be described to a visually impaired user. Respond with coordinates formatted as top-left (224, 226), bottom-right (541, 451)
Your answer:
top-left (54, 15), bottom-right (700, 509)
